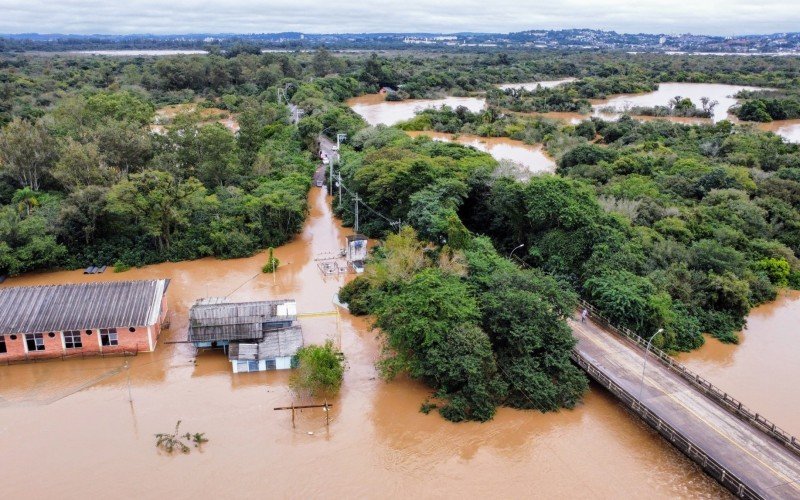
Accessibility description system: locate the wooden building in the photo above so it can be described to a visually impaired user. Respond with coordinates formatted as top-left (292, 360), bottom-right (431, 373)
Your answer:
top-left (0, 279), bottom-right (170, 363)
top-left (187, 298), bottom-right (303, 373)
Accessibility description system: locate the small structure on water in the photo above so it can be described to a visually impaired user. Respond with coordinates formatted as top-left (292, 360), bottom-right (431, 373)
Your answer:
top-left (315, 235), bottom-right (369, 276)
top-left (0, 279), bottom-right (170, 363)
top-left (345, 234), bottom-right (369, 274)
top-left (188, 298), bottom-right (303, 374)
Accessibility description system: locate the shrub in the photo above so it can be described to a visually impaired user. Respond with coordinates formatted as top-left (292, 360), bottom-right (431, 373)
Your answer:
top-left (290, 340), bottom-right (345, 398)
top-left (262, 247), bottom-right (279, 273)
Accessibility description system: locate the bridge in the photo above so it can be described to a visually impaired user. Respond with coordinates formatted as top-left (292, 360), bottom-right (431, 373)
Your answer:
top-left (572, 301), bottom-right (800, 499)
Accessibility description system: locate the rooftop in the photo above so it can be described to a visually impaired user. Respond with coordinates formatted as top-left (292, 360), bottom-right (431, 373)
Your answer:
top-left (228, 326), bottom-right (304, 361)
top-left (188, 299), bottom-right (297, 342)
top-left (0, 279), bottom-right (170, 335)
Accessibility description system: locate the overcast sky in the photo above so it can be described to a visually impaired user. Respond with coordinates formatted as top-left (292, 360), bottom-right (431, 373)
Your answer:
top-left (1, 0), bottom-right (798, 36)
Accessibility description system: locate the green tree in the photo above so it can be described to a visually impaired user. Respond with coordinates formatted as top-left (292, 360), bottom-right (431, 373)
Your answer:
top-left (107, 170), bottom-right (206, 252)
top-left (0, 118), bottom-right (58, 191)
top-left (290, 340), bottom-right (345, 398)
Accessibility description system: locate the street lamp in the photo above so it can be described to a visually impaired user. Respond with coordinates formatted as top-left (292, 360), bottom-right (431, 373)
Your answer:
top-left (509, 243), bottom-right (524, 260)
top-left (638, 328), bottom-right (664, 400)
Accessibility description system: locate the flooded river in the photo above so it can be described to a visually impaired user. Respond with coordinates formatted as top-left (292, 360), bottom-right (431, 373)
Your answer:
top-left (347, 83), bottom-right (762, 129)
top-left (677, 290), bottom-right (800, 436)
top-left (497, 78), bottom-right (576, 91)
top-left (592, 82), bottom-right (763, 123)
top-left (346, 93), bottom-right (486, 126)
top-left (4, 183), bottom-right (797, 498)
top-left (405, 130), bottom-right (555, 174)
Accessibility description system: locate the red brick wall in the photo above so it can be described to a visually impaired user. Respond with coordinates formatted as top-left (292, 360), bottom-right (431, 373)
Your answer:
top-left (0, 324), bottom-right (156, 363)
top-left (1, 334), bottom-right (27, 359)
top-left (114, 326), bottom-right (153, 353)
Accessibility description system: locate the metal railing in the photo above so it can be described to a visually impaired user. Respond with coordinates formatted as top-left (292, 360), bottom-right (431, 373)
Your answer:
top-left (572, 350), bottom-right (761, 499)
top-left (578, 299), bottom-right (800, 458)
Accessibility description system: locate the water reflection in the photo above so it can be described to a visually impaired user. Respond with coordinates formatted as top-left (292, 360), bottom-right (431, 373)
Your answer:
top-left (347, 93), bottom-right (486, 126)
top-left (406, 130), bottom-right (555, 174)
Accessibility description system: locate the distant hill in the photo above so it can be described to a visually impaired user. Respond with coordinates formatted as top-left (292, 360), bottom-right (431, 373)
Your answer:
top-left (2, 29), bottom-right (800, 54)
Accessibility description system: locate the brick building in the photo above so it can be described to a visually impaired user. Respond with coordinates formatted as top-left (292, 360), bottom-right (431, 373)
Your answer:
top-left (0, 279), bottom-right (170, 363)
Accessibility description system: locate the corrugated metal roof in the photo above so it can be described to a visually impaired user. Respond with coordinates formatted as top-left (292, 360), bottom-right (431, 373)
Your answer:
top-left (228, 326), bottom-right (304, 361)
top-left (0, 279), bottom-right (170, 334)
top-left (188, 299), bottom-right (297, 342)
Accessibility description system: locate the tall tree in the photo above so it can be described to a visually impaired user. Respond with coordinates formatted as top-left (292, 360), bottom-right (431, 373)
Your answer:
top-left (0, 118), bottom-right (58, 191)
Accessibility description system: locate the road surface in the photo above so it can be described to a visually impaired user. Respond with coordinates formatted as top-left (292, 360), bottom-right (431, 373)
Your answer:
top-left (571, 317), bottom-right (800, 499)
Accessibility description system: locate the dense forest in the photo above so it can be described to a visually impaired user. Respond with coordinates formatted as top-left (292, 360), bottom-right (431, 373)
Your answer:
top-left (2, 48), bottom-right (800, 421)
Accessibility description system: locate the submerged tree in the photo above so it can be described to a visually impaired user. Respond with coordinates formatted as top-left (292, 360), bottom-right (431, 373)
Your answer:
top-left (290, 340), bottom-right (345, 398)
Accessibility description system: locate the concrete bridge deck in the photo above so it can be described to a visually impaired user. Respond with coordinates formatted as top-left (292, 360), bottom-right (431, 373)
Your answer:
top-left (570, 315), bottom-right (800, 499)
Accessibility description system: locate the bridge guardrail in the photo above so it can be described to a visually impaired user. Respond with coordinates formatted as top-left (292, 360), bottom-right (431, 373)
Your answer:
top-left (578, 299), bottom-right (800, 459)
top-left (572, 349), bottom-right (761, 499)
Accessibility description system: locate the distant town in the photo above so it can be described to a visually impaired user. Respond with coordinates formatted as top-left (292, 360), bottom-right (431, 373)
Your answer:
top-left (3, 28), bottom-right (800, 53)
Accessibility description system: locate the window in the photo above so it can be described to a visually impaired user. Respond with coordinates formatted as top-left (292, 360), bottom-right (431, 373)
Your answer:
top-left (25, 333), bottom-right (45, 352)
top-left (100, 328), bottom-right (118, 347)
top-left (248, 361), bottom-right (260, 372)
top-left (0, 335), bottom-right (6, 354)
top-left (63, 330), bottom-right (82, 349)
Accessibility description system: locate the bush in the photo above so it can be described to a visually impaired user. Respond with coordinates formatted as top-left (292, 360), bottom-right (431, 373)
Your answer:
top-left (290, 340), bottom-right (345, 398)
top-left (113, 260), bottom-right (131, 273)
top-left (338, 277), bottom-right (372, 315)
top-left (262, 247), bottom-right (279, 273)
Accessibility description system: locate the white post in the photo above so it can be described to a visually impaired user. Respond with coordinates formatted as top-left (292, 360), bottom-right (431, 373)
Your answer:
top-left (638, 328), bottom-right (664, 401)
top-left (354, 195), bottom-right (360, 233)
top-left (329, 155), bottom-right (334, 194)
top-left (337, 172), bottom-right (342, 207)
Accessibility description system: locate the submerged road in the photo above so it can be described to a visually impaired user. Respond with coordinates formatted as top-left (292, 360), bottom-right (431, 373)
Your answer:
top-left (570, 317), bottom-right (800, 499)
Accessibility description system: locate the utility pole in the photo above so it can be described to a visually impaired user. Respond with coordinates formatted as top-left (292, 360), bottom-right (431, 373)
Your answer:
top-left (337, 172), bottom-right (342, 207)
top-left (354, 195), bottom-right (360, 233)
top-left (328, 154), bottom-right (334, 194)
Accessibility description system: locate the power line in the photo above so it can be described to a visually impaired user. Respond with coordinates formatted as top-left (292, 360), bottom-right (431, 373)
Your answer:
top-left (337, 180), bottom-right (401, 229)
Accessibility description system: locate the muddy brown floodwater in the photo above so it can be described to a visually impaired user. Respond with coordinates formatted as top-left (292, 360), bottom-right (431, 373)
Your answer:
top-left (347, 93), bottom-right (486, 126)
top-left (405, 130), bottom-right (556, 174)
top-left (0, 186), bottom-right (747, 499)
top-left (677, 290), bottom-right (800, 436)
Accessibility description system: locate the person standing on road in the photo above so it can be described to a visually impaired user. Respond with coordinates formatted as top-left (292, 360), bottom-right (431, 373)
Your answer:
top-left (581, 308), bottom-right (588, 323)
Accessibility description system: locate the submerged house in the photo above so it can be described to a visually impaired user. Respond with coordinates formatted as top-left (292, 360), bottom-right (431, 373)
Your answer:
top-left (187, 298), bottom-right (303, 374)
top-left (0, 279), bottom-right (170, 363)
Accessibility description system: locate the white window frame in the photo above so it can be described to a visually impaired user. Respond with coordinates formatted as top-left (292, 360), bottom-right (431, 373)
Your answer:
top-left (99, 328), bottom-right (118, 347)
top-left (25, 333), bottom-right (45, 352)
top-left (63, 330), bottom-right (82, 349)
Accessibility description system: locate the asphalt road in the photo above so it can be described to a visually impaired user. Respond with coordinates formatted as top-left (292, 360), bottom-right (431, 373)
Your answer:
top-left (571, 317), bottom-right (800, 499)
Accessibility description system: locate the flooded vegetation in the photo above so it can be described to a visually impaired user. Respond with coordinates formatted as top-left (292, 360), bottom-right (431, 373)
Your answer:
top-left (3, 46), bottom-right (800, 498)
top-left (592, 82), bottom-right (765, 122)
top-left (151, 103), bottom-right (240, 134)
top-left (346, 93), bottom-right (485, 126)
top-left (405, 130), bottom-right (555, 174)
top-left (0, 187), bottom-right (731, 498)
top-left (497, 78), bottom-right (577, 91)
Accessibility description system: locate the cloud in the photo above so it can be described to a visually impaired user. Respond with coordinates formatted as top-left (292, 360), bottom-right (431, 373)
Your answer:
top-left (0, 0), bottom-right (798, 36)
